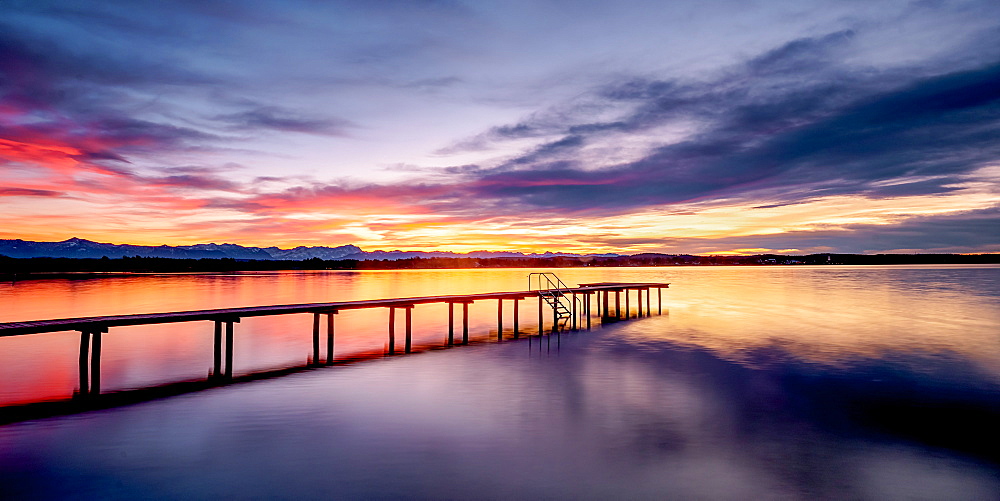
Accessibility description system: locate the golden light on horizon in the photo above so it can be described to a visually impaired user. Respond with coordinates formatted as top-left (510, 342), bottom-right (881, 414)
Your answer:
top-left (2, 164), bottom-right (997, 254)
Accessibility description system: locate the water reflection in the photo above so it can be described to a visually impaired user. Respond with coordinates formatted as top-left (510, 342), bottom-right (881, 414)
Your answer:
top-left (0, 317), bottom-right (996, 499)
top-left (0, 266), bottom-right (998, 498)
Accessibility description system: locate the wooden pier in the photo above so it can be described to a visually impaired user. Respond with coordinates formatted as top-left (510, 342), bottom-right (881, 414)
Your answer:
top-left (0, 280), bottom-right (668, 405)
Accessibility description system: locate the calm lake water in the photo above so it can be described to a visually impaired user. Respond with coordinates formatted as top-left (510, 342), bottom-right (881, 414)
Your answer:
top-left (1, 266), bottom-right (998, 499)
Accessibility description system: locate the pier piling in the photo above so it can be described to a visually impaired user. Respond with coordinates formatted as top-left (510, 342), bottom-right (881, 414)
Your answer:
top-left (90, 331), bottom-right (101, 395)
top-left (513, 299), bottom-right (520, 339)
top-left (77, 328), bottom-right (106, 397)
top-left (462, 302), bottom-right (470, 345)
top-left (312, 313), bottom-right (321, 365)
top-left (538, 296), bottom-right (544, 335)
top-left (497, 299), bottom-right (503, 341)
top-left (224, 320), bottom-right (235, 379)
top-left (586, 293), bottom-right (592, 329)
top-left (78, 331), bottom-right (90, 396)
top-left (388, 308), bottom-right (396, 354)
top-left (572, 293), bottom-right (578, 330)
top-left (326, 311), bottom-right (337, 364)
top-left (405, 306), bottom-right (413, 353)
top-left (213, 321), bottom-right (222, 377)
top-left (447, 302), bottom-right (455, 345)
top-left (211, 318), bottom-right (239, 378)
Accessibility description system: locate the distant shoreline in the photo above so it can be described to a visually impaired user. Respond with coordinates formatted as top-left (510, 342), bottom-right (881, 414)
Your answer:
top-left (2, 253), bottom-right (997, 280)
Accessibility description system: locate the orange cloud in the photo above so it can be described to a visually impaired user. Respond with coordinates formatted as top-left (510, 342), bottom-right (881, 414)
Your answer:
top-left (0, 137), bottom-right (84, 173)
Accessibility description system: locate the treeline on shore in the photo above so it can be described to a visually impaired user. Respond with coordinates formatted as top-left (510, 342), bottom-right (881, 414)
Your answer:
top-left (1, 252), bottom-right (997, 278)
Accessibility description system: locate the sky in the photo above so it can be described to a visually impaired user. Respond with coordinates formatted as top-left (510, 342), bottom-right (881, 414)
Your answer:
top-left (1, 0), bottom-right (999, 255)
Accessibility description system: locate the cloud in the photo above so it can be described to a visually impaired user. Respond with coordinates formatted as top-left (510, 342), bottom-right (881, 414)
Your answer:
top-left (746, 29), bottom-right (856, 76)
top-left (0, 4), bottom-right (351, 179)
top-left (2, 3), bottom-right (999, 253)
top-left (0, 187), bottom-right (63, 197)
top-left (197, 27), bottom-right (1000, 251)
top-left (438, 34), bottom-right (1000, 215)
top-left (140, 174), bottom-right (239, 191)
top-left (862, 177), bottom-right (966, 198)
top-left (685, 207), bottom-right (1000, 254)
top-left (0, 19), bottom-right (223, 170)
top-left (399, 76), bottom-right (462, 90)
top-left (210, 181), bottom-right (454, 215)
top-left (213, 107), bottom-right (355, 136)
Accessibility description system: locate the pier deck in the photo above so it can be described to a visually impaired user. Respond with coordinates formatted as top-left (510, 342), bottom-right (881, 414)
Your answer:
top-left (0, 282), bottom-right (669, 336)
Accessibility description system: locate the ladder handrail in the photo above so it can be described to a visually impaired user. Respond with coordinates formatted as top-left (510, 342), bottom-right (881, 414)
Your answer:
top-left (527, 272), bottom-right (572, 292)
top-left (527, 272), bottom-right (582, 325)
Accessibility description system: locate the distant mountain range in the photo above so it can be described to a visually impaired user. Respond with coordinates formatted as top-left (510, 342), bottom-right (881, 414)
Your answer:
top-left (0, 238), bottom-right (620, 261)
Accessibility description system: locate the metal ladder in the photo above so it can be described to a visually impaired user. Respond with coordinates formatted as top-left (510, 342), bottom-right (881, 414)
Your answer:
top-left (528, 272), bottom-right (579, 330)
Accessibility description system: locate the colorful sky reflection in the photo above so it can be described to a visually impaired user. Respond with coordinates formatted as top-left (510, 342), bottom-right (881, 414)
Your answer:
top-left (1, 1), bottom-right (999, 255)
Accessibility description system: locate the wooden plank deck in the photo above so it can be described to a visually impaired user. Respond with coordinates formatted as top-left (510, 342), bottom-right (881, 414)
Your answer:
top-left (0, 282), bottom-right (669, 337)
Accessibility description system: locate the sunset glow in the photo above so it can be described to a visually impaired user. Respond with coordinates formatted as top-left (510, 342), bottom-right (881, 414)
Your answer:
top-left (2, 1), bottom-right (999, 254)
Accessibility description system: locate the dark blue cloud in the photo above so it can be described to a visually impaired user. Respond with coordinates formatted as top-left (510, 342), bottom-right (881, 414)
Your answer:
top-left (0, 12), bottom-right (225, 164)
top-left (456, 32), bottom-right (1000, 213)
top-left (746, 29), bottom-right (856, 76)
top-left (510, 135), bottom-right (586, 166)
top-left (213, 107), bottom-right (355, 136)
top-left (0, 2), bottom-right (349, 166)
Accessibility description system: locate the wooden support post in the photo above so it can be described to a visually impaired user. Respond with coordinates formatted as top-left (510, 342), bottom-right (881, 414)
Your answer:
top-left (625, 289), bottom-right (630, 319)
top-left (646, 288), bottom-right (651, 317)
top-left (210, 317), bottom-right (238, 378)
top-left (551, 300), bottom-right (559, 334)
top-left (326, 312), bottom-right (337, 364)
top-left (603, 291), bottom-right (610, 319)
top-left (462, 302), bottom-right (469, 345)
top-left (90, 331), bottom-right (102, 395)
top-left (405, 306), bottom-right (413, 353)
top-left (388, 307), bottom-right (396, 354)
top-left (312, 312), bottom-right (321, 365)
top-left (77, 328), bottom-right (107, 397)
top-left (224, 321), bottom-right (234, 378)
top-left (538, 295), bottom-right (544, 335)
top-left (213, 320), bottom-right (222, 377)
top-left (78, 331), bottom-right (90, 396)
top-left (571, 293), bottom-right (577, 330)
top-left (447, 302), bottom-right (455, 345)
top-left (615, 290), bottom-right (621, 319)
top-left (513, 299), bottom-right (520, 339)
top-left (497, 299), bottom-right (503, 341)
top-left (637, 289), bottom-right (643, 317)
top-left (586, 293), bottom-right (592, 329)
top-left (658, 287), bottom-right (662, 314)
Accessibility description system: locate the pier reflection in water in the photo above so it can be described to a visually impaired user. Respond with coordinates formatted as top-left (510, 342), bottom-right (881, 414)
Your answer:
top-left (0, 266), bottom-right (997, 498)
